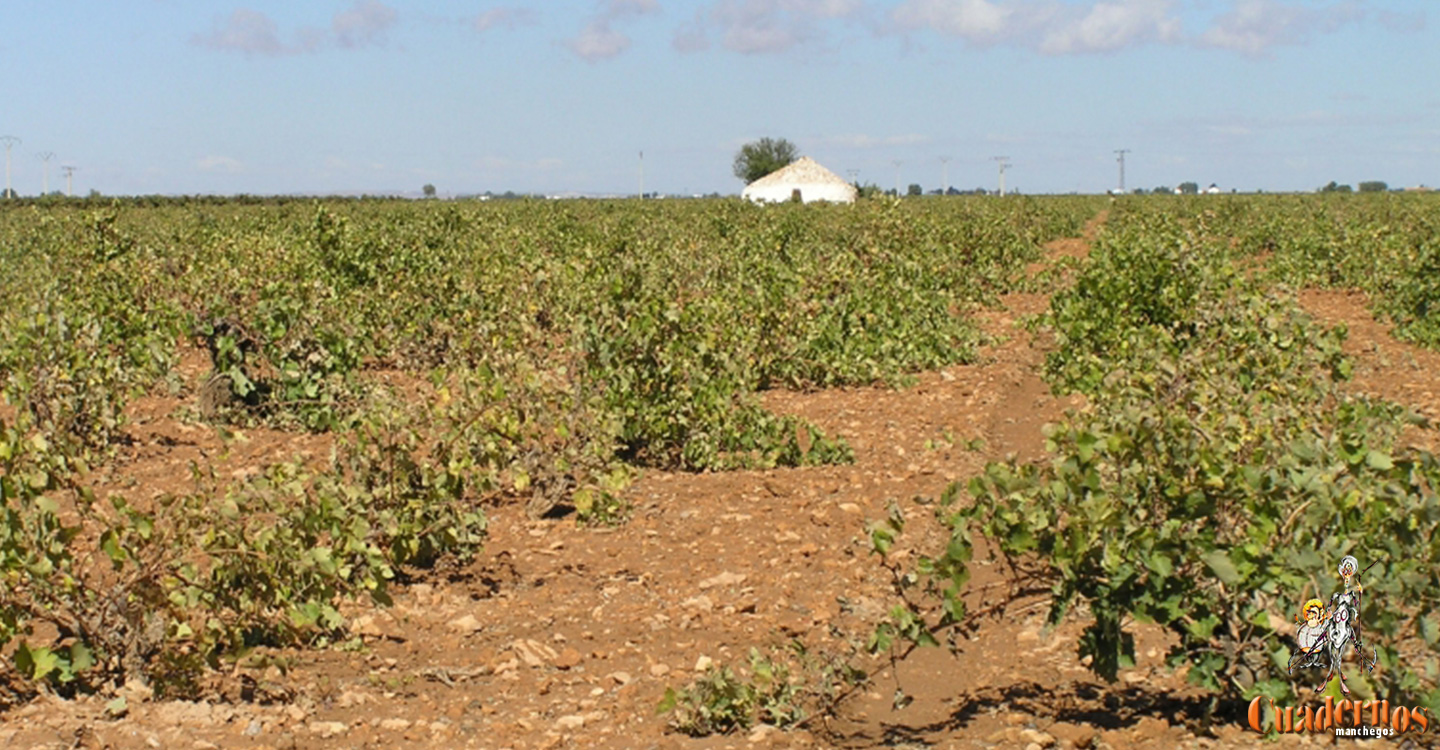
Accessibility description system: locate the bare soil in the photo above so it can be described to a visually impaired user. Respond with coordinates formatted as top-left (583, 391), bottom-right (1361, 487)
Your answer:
top-left (5, 219), bottom-right (1436, 750)
top-left (1297, 288), bottom-right (1440, 453)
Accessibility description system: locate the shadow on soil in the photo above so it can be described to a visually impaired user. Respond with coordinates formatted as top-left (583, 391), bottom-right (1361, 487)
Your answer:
top-left (831, 680), bottom-right (1248, 748)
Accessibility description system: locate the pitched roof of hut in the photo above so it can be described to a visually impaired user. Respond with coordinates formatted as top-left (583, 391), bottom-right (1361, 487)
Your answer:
top-left (746, 157), bottom-right (850, 188)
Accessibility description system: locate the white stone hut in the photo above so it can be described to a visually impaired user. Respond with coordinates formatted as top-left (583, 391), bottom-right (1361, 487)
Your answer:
top-left (742, 157), bottom-right (857, 204)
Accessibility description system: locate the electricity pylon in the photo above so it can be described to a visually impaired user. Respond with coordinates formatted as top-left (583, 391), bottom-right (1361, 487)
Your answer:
top-left (992, 156), bottom-right (1010, 197)
top-left (1, 136), bottom-right (20, 198)
top-left (38, 151), bottom-right (55, 195)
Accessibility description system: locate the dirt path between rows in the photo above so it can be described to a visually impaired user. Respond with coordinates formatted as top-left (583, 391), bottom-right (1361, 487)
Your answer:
top-left (17, 214), bottom-right (1435, 750)
top-left (1297, 289), bottom-right (1440, 454)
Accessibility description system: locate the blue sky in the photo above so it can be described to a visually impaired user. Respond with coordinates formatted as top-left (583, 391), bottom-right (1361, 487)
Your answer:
top-left (2, 0), bottom-right (1434, 196)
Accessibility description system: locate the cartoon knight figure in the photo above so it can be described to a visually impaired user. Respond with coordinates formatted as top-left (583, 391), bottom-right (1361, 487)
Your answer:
top-left (1287, 555), bottom-right (1377, 694)
top-left (1333, 556), bottom-right (1364, 637)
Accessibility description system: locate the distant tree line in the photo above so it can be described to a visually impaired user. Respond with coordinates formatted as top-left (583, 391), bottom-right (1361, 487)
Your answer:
top-left (1320, 180), bottom-right (1389, 193)
top-left (854, 183), bottom-right (1008, 198)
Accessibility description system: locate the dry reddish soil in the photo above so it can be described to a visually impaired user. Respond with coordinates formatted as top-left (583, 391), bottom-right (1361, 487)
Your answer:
top-left (1297, 289), bottom-right (1440, 454)
top-left (6, 220), bottom-right (1438, 750)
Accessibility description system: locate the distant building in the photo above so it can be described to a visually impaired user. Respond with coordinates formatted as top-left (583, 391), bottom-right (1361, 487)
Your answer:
top-left (1205, 183), bottom-right (1221, 194)
top-left (742, 157), bottom-right (857, 204)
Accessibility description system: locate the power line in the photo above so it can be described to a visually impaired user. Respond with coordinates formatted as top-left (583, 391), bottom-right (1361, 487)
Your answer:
top-left (0, 136), bottom-right (20, 198)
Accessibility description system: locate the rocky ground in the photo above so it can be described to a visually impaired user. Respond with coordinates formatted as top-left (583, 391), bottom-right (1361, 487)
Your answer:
top-left (4, 219), bottom-right (1438, 750)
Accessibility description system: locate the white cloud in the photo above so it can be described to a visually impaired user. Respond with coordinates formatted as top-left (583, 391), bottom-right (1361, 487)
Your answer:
top-left (672, 12), bottom-right (712, 51)
top-left (564, 0), bottom-right (661, 61)
top-left (889, 0), bottom-right (1030, 43)
top-left (1196, 0), bottom-right (1363, 57)
top-left (1196, 0), bottom-right (1306, 55)
top-left (891, 0), bottom-right (1184, 53)
top-left (607, 0), bottom-right (662, 18)
top-left (1039, 0), bottom-right (1180, 55)
top-left (720, 20), bottom-right (802, 54)
top-left (196, 155), bottom-right (244, 173)
top-left (192, 9), bottom-right (291, 56)
top-left (332, 1), bottom-right (397, 49)
top-left (194, 3), bottom-right (398, 56)
top-left (473, 7), bottom-right (536, 33)
top-left (567, 21), bottom-right (633, 60)
top-left (674, 0), bottom-right (866, 55)
top-left (888, 0), bottom-right (1378, 56)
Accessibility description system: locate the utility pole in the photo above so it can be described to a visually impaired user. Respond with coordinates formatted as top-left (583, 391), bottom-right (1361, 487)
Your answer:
top-left (939, 156), bottom-right (951, 196)
top-left (1, 136), bottom-right (20, 198)
top-left (992, 156), bottom-right (1010, 197)
top-left (892, 160), bottom-right (902, 196)
top-left (61, 165), bottom-right (76, 197)
top-left (1115, 149), bottom-right (1130, 193)
top-left (638, 151), bottom-right (644, 199)
top-left (37, 151), bottom-right (54, 195)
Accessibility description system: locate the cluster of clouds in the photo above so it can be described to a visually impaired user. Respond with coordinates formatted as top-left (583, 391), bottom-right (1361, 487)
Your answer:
top-left (565, 0), bottom-right (662, 60)
top-left (195, 0), bottom-right (1417, 61)
top-left (193, 1), bottom-right (397, 56)
top-left (885, 0), bottom-right (1187, 56)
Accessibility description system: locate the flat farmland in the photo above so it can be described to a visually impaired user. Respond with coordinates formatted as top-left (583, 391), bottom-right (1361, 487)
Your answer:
top-left (1, 194), bottom-right (1437, 749)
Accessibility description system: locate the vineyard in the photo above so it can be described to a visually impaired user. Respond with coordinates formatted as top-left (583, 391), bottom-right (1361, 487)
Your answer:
top-left (1, 193), bottom-right (1438, 748)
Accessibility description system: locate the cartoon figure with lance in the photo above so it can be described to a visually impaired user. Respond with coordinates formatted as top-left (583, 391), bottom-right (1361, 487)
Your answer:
top-left (1287, 555), bottom-right (1379, 694)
